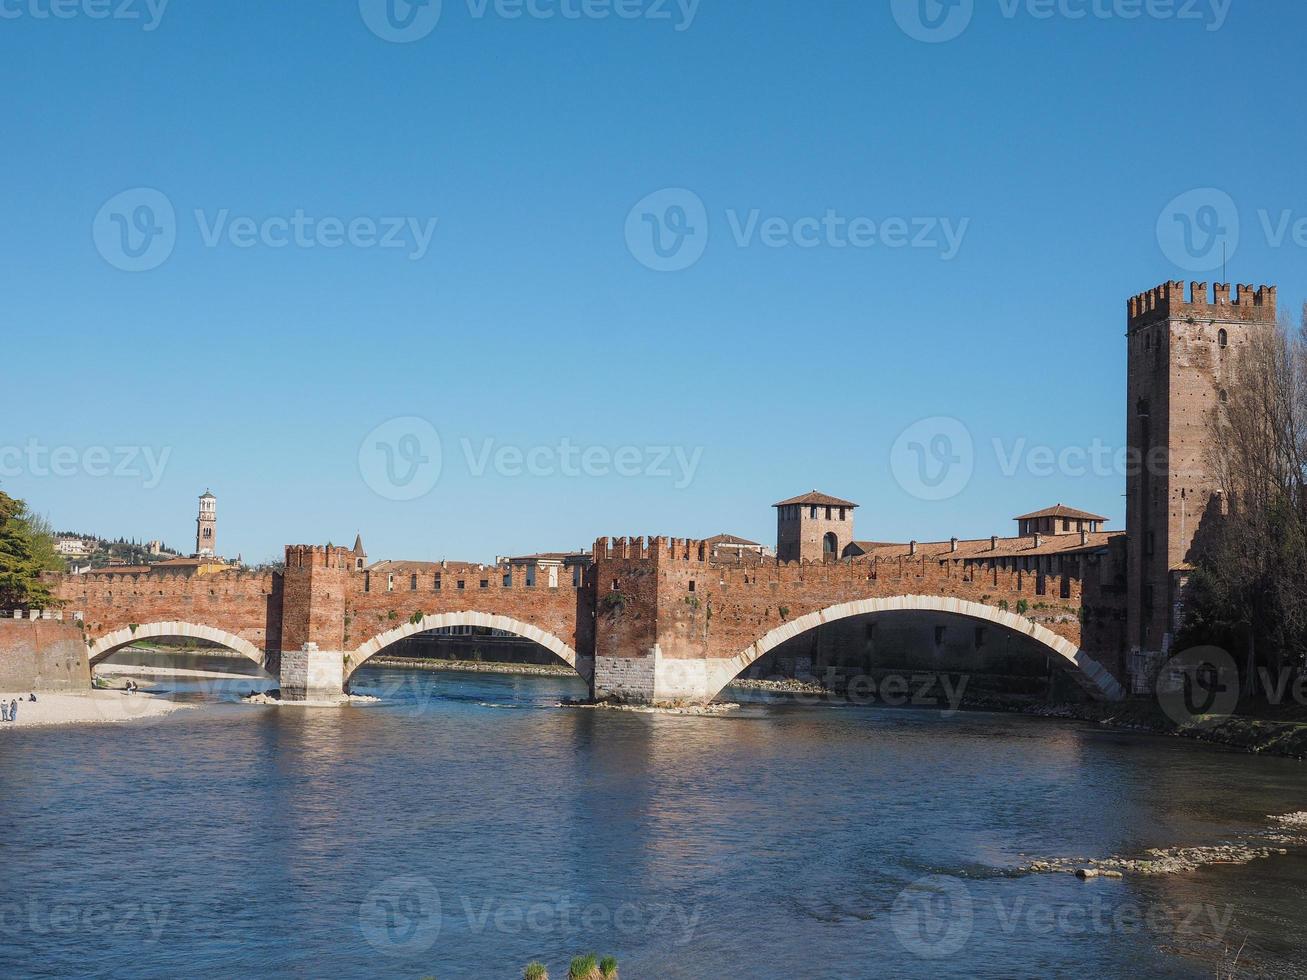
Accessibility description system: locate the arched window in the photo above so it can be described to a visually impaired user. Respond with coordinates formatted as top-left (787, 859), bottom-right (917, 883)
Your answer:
top-left (823, 532), bottom-right (838, 557)
top-left (1218, 329), bottom-right (1228, 348)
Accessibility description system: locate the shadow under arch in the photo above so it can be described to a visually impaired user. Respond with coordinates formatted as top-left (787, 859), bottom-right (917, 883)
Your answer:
top-left (347, 612), bottom-right (589, 686)
top-left (87, 621), bottom-right (272, 674)
top-left (705, 594), bottom-right (1124, 703)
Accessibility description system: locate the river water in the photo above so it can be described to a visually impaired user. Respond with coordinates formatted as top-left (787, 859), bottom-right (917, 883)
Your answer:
top-left (2, 658), bottom-right (1306, 978)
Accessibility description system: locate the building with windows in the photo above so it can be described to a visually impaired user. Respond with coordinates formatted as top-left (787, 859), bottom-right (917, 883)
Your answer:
top-left (773, 490), bottom-right (858, 562)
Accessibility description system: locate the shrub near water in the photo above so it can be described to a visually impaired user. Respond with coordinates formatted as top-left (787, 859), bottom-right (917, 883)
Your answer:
top-left (568, 954), bottom-right (598, 979)
top-left (599, 956), bottom-right (618, 978)
top-left (524, 963), bottom-right (548, 980)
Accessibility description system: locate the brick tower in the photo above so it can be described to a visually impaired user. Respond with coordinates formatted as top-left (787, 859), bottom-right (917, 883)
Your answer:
top-left (1125, 281), bottom-right (1277, 670)
top-left (774, 490), bottom-right (857, 562)
top-left (195, 490), bottom-right (217, 557)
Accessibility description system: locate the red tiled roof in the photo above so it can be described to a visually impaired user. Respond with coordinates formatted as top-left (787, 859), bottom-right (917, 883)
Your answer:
top-left (705, 533), bottom-right (762, 546)
top-left (773, 490), bottom-right (859, 509)
top-left (1013, 504), bottom-right (1109, 522)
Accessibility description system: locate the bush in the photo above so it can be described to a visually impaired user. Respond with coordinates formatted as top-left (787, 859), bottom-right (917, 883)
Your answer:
top-left (524, 963), bottom-right (548, 980)
top-left (568, 954), bottom-right (598, 980)
top-left (599, 956), bottom-right (618, 978)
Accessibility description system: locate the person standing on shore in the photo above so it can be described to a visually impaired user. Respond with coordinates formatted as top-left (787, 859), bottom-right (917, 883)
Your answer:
top-left (1, 702), bottom-right (8, 722)
top-left (8, 699), bottom-right (16, 723)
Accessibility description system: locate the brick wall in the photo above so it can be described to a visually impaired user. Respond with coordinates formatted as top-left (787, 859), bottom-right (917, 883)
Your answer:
top-left (0, 619), bottom-right (90, 691)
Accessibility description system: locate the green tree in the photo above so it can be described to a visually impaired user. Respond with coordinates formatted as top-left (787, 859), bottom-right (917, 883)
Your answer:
top-left (0, 489), bottom-right (64, 609)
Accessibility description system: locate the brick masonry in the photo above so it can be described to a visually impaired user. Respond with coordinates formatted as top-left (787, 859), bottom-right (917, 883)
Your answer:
top-left (0, 620), bottom-right (90, 692)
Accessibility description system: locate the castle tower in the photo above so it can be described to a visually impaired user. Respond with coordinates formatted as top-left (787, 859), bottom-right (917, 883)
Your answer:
top-left (195, 490), bottom-right (217, 557)
top-left (1125, 281), bottom-right (1277, 664)
top-left (774, 490), bottom-right (857, 562)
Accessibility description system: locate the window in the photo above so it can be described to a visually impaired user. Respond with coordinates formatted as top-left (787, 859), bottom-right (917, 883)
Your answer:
top-left (479, 579), bottom-right (489, 589)
top-left (688, 580), bottom-right (696, 592)
top-left (503, 573), bottom-right (512, 587)
top-left (823, 532), bottom-right (838, 556)
top-left (809, 506), bottom-right (818, 519)
top-left (825, 506), bottom-right (832, 520)
top-left (1218, 329), bottom-right (1228, 348)
top-left (410, 574), bottom-right (417, 591)
top-left (1062, 519), bottom-right (1070, 532)
top-left (838, 507), bottom-right (846, 521)
top-left (526, 567), bottom-right (536, 588)
top-left (572, 566), bottom-right (582, 587)
top-left (386, 574), bottom-right (394, 592)
top-left (612, 578), bottom-right (620, 591)
top-left (456, 579), bottom-right (465, 590)
top-left (434, 574), bottom-right (441, 591)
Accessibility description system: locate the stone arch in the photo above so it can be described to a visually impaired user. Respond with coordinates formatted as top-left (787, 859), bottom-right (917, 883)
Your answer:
top-left (704, 595), bottom-right (1124, 703)
top-left (348, 612), bottom-right (587, 683)
top-left (87, 621), bottom-right (270, 672)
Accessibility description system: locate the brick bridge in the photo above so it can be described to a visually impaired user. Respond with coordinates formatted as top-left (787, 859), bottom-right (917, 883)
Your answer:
top-left (53, 534), bottom-right (1126, 703)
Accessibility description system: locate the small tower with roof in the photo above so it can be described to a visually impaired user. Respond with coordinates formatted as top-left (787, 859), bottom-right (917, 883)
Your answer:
top-left (352, 533), bottom-right (368, 571)
top-left (773, 490), bottom-right (858, 562)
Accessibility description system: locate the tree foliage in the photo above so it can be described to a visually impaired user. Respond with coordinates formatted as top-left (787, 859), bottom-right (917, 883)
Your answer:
top-left (0, 489), bottom-right (64, 609)
top-left (1178, 306), bottom-right (1307, 681)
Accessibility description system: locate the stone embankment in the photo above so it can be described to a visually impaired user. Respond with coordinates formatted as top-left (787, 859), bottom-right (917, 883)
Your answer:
top-left (367, 657), bottom-right (574, 678)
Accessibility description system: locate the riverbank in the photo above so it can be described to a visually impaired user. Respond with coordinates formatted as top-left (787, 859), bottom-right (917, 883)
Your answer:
top-left (1021, 700), bottom-right (1307, 760)
top-left (367, 656), bottom-right (575, 677)
top-left (0, 690), bottom-right (193, 729)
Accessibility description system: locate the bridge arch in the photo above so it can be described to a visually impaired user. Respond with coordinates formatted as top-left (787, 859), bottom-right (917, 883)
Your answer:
top-left (348, 612), bottom-right (587, 684)
top-left (704, 595), bottom-right (1124, 703)
top-left (87, 621), bottom-right (270, 672)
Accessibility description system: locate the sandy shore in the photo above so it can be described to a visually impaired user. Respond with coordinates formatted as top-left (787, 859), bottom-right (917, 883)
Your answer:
top-left (0, 691), bottom-right (193, 729)
top-left (94, 663), bottom-right (257, 680)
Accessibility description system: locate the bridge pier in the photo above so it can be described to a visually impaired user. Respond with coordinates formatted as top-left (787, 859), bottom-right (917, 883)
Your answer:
top-left (279, 643), bottom-right (345, 702)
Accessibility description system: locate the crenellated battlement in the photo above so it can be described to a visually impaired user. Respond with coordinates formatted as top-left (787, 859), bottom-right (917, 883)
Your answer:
top-left (1127, 280), bottom-right (1277, 329)
top-left (594, 536), bottom-right (711, 562)
top-left (285, 544), bottom-right (355, 570)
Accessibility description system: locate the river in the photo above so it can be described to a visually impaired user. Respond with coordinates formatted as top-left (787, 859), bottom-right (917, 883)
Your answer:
top-left (2, 658), bottom-right (1305, 978)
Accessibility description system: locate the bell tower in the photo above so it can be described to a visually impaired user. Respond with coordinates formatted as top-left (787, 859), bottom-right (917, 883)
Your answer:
top-left (774, 490), bottom-right (858, 562)
top-left (195, 490), bottom-right (217, 557)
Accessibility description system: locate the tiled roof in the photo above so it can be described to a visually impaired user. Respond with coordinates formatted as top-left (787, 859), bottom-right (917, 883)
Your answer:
top-left (773, 490), bottom-right (859, 509)
top-left (849, 531), bottom-right (1123, 563)
top-left (705, 533), bottom-right (762, 546)
top-left (1013, 504), bottom-right (1109, 522)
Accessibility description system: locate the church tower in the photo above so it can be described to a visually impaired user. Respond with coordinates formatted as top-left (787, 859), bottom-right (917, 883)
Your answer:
top-left (196, 490), bottom-right (217, 557)
top-left (1125, 281), bottom-right (1277, 666)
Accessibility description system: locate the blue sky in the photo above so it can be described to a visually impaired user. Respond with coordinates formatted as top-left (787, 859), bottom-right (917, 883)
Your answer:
top-left (2, 0), bottom-right (1303, 564)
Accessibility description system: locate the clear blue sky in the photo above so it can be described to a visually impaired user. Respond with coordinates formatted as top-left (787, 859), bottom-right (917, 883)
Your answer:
top-left (3, 0), bottom-right (1303, 564)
